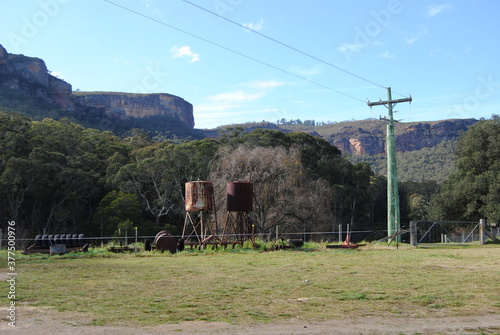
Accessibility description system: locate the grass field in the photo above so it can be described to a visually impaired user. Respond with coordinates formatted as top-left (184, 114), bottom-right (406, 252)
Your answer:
top-left (1, 243), bottom-right (500, 327)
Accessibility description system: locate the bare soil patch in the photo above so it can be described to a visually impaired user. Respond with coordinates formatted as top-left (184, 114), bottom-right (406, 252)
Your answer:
top-left (2, 307), bottom-right (500, 335)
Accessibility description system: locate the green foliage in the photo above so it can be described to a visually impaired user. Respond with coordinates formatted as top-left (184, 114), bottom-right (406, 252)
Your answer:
top-left (4, 106), bottom-right (485, 240)
top-left (115, 219), bottom-right (134, 237)
top-left (431, 116), bottom-right (500, 223)
top-left (349, 141), bottom-right (456, 183)
top-left (0, 114), bottom-right (130, 236)
top-left (92, 191), bottom-right (143, 236)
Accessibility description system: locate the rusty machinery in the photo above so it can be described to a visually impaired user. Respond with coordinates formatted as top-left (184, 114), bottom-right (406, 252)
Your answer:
top-left (153, 230), bottom-right (184, 253)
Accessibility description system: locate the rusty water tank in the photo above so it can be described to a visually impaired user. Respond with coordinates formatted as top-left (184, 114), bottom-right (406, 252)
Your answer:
top-left (185, 181), bottom-right (214, 211)
top-left (227, 181), bottom-right (253, 212)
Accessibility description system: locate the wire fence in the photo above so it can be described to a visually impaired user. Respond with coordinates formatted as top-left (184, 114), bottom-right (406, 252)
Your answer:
top-left (0, 229), bottom-right (387, 250)
top-left (2, 222), bottom-right (499, 250)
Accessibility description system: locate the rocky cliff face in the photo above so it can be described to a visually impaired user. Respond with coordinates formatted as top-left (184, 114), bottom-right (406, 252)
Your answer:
top-left (324, 119), bottom-right (477, 156)
top-left (0, 44), bottom-right (194, 128)
top-left (0, 44), bottom-right (73, 109)
top-left (71, 92), bottom-right (194, 128)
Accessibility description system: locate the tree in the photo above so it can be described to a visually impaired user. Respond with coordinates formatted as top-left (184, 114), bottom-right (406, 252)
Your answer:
top-left (92, 191), bottom-right (143, 237)
top-left (113, 139), bottom-right (219, 228)
top-left (0, 116), bottom-right (130, 236)
top-left (209, 144), bottom-right (334, 236)
top-left (114, 156), bottom-right (178, 226)
top-left (431, 115), bottom-right (500, 223)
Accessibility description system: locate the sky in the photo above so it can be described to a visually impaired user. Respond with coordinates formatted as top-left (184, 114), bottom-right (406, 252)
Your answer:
top-left (1, 0), bottom-right (499, 129)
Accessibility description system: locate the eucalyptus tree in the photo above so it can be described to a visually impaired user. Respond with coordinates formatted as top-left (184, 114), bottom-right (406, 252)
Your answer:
top-left (431, 115), bottom-right (500, 223)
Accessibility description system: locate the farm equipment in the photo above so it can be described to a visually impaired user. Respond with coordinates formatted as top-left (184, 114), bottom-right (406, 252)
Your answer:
top-left (24, 234), bottom-right (89, 255)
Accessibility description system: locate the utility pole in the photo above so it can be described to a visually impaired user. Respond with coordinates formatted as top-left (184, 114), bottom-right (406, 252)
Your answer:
top-left (367, 87), bottom-right (412, 238)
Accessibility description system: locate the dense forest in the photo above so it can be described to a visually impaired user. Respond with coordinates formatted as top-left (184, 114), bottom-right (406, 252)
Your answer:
top-left (349, 140), bottom-right (457, 183)
top-left (1, 109), bottom-right (499, 243)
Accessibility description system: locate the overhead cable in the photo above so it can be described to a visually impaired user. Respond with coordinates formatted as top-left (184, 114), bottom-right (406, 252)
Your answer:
top-left (182, 0), bottom-right (388, 91)
top-left (103, 0), bottom-right (367, 103)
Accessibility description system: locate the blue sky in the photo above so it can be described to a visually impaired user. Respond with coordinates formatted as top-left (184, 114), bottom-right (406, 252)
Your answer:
top-left (1, 0), bottom-right (499, 129)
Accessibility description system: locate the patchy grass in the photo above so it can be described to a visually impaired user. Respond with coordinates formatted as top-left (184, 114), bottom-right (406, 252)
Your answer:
top-left (0, 244), bottom-right (499, 326)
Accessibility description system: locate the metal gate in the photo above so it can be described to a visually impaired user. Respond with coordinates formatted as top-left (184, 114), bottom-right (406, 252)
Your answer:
top-left (416, 221), bottom-right (484, 244)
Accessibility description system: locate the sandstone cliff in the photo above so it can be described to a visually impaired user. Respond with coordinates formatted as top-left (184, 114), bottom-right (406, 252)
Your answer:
top-left (0, 44), bottom-right (194, 128)
top-left (0, 44), bottom-right (72, 109)
top-left (71, 92), bottom-right (194, 128)
top-left (321, 119), bottom-right (477, 156)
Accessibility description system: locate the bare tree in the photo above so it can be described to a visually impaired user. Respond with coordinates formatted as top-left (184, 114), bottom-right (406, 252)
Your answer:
top-left (209, 145), bottom-right (334, 238)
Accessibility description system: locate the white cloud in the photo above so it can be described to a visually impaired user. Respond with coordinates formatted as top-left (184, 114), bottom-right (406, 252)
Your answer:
top-left (194, 79), bottom-right (287, 128)
top-left (141, 0), bottom-right (153, 8)
top-left (170, 45), bottom-right (200, 63)
top-left (49, 71), bottom-right (65, 80)
top-left (337, 40), bottom-right (385, 59)
top-left (403, 28), bottom-right (427, 45)
top-left (289, 66), bottom-right (322, 78)
top-left (242, 19), bottom-right (264, 32)
top-left (427, 4), bottom-right (452, 17)
top-left (195, 90), bottom-right (264, 115)
top-left (379, 51), bottom-right (396, 59)
top-left (405, 37), bottom-right (417, 45)
top-left (337, 43), bottom-right (364, 54)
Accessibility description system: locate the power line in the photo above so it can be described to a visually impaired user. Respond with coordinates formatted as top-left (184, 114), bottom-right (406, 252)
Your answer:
top-left (181, 0), bottom-right (388, 91)
top-left (103, 0), bottom-right (366, 103)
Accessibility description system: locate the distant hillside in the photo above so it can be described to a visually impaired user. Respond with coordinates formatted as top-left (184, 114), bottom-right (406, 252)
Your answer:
top-left (279, 119), bottom-right (477, 156)
top-left (201, 119), bottom-right (478, 182)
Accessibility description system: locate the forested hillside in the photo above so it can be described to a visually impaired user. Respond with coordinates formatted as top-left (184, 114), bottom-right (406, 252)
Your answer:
top-left (1, 109), bottom-right (498, 242)
top-left (205, 119), bottom-right (475, 183)
top-left (0, 111), bottom-right (385, 242)
top-left (349, 141), bottom-right (457, 183)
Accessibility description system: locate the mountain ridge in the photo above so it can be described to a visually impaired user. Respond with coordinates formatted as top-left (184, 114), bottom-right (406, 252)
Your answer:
top-left (0, 44), bottom-right (195, 130)
top-left (201, 118), bottom-right (478, 156)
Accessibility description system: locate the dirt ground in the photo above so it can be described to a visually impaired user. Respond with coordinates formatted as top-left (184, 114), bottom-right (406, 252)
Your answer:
top-left (2, 307), bottom-right (500, 335)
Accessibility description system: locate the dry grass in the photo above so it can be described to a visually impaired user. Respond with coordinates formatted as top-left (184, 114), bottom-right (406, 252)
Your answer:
top-left (1, 243), bottom-right (499, 326)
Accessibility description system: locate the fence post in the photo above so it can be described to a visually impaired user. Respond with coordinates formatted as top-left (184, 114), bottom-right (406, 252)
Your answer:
top-left (410, 221), bottom-right (417, 246)
top-left (479, 219), bottom-right (486, 245)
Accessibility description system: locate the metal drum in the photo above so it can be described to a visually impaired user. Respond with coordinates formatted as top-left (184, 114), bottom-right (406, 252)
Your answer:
top-left (227, 181), bottom-right (253, 212)
top-left (153, 230), bottom-right (178, 253)
top-left (185, 181), bottom-right (214, 212)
